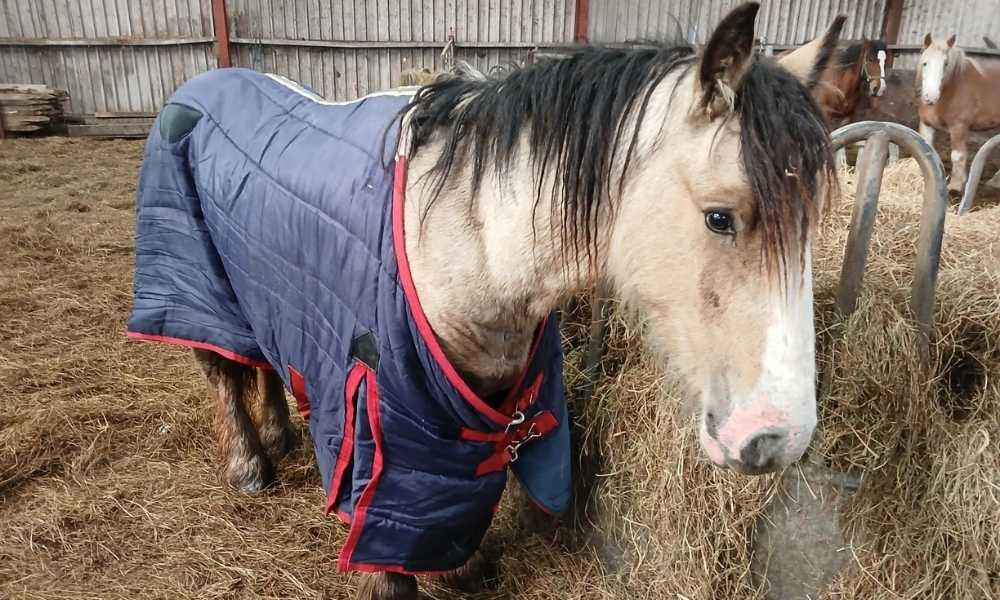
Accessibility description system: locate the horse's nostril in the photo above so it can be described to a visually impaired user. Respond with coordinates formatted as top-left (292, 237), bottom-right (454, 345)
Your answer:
top-left (705, 411), bottom-right (719, 439)
top-left (738, 431), bottom-right (786, 471)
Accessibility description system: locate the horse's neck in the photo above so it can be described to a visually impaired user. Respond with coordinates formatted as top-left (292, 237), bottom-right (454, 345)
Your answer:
top-left (937, 58), bottom-right (1000, 124)
top-left (401, 140), bottom-right (592, 400)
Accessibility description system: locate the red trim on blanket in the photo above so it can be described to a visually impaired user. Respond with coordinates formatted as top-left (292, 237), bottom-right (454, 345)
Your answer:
top-left (391, 157), bottom-right (547, 427)
top-left (498, 330), bottom-right (548, 416)
top-left (334, 368), bottom-right (450, 576)
top-left (336, 368), bottom-right (451, 576)
top-left (337, 367), bottom-right (386, 572)
top-left (516, 373), bottom-right (545, 413)
top-left (326, 362), bottom-right (366, 517)
top-left (126, 331), bottom-right (272, 369)
top-left (522, 488), bottom-right (558, 516)
top-left (340, 562), bottom-right (450, 577)
top-left (288, 366), bottom-right (310, 419)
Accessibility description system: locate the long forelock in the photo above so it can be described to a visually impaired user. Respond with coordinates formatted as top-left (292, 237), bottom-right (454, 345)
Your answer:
top-left (920, 43), bottom-right (970, 85)
top-left (394, 41), bottom-right (696, 265)
top-left (735, 59), bottom-right (835, 288)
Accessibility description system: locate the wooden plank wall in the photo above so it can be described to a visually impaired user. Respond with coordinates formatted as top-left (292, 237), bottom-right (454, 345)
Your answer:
top-left (0, 0), bottom-right (215, 114)
top-left (5, 0), bottom-right (996, 114)
top-left (226, 1), bottom-right (576, 101)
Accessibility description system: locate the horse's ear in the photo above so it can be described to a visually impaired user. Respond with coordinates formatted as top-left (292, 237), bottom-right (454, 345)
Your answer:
top-left (924, 33), bottom-right (933, 49)
top-left (947, 34), bottom-right (957, 48)
top-left (777, 15), bottom-right (846, 88)
top-left (698, 2), bottom-right (759, 117)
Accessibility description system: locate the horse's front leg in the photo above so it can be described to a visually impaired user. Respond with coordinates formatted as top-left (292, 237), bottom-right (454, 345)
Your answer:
top-left (948, 123), bottom-right (970, 193)
top-left (193, 349), bottom-right (275, 492)
top-left (357, 573), bottom-right (417, 600)
top-left (257, 368), bottom-right (300, 459)
top-left (919, 120), bottom-right (936, 146)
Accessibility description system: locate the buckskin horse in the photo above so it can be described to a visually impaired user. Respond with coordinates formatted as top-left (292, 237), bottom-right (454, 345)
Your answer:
top-left (127, 3), bottom-right (842, 599)
top-left (809, 38), bottom-right (890, 126)
top-left (918, 33), bottom-right (1000, 192)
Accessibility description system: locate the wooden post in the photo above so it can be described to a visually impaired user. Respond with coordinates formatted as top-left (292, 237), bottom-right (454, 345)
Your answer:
top-left (574, 0), bottom-right (589, 45)
top-left (212, 0), bottom-right (232, 68)
top-left (880, 0), bottom-right (904, 69)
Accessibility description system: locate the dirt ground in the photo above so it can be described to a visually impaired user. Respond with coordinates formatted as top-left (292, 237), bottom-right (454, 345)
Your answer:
top-left (0, 137), bottom-right (584, 600)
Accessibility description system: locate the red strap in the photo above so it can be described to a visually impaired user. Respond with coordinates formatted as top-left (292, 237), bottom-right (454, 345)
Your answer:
top-left (516, 373), bottom-right (544, 412)
top-left (288, 366), bottom-right (310, 419)
top-left (468, 410), bottom-right (560, 477)
top-left (326, 362), bottom-right (368, 516)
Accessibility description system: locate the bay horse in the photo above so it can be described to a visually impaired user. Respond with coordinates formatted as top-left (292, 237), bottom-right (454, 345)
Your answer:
top-left (918, 34), bottom-right (1000, 192)
top-left (811, 38), bottom-right (889, 126)
top-left (128, 3), bottom-right (842, 599)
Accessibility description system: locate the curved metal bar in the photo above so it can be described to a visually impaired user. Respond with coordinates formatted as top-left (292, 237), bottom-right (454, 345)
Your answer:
top-left (580, 294), bottom-right (610, 404)
top-left (958, 132), bottom-right (1000, 215)
top-left (830, 121), bottom-right (948, 343)
top-left (836, 131), bottom-right (890, 316)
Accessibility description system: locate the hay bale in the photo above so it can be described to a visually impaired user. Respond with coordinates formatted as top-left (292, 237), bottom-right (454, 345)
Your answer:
top-left (400, 68), bottom-right (438, 87)
top-left (564, 159), bottom-right (1000, 598)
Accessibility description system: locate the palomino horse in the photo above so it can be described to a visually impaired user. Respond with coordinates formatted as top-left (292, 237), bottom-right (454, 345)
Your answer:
top-left (812, 38), bottom-right (890, 126)
top-left (128, 3), bottom-right (842, 599)
top-left (918, 34), bottom-right (1000, 192)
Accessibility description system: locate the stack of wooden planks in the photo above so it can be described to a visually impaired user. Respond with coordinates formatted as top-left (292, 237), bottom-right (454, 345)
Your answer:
top-left (0, 84), bottom-right (68, 133)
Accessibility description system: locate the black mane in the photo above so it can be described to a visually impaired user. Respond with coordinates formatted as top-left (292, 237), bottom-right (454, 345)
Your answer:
top-left (395, 42), bottom-right (833, 274)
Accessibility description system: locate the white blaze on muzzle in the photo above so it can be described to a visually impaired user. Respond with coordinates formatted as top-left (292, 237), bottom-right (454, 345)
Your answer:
top-left (874, 49), bottom-right (887, 97)
top-left (701, 248), bottom-right (817, 471)
top-left (921, 52), bottom-right (946, 104)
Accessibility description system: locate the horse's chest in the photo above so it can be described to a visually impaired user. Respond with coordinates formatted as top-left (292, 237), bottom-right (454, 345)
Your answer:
top-left (918, 103), bottom-right (946, 129)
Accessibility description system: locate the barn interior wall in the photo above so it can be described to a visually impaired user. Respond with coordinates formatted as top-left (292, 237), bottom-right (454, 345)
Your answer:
top-left (1, 0), bottom-right (998, 114)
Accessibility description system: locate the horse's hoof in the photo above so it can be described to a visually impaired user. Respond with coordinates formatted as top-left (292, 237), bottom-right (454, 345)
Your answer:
top-left (224, 453), bottom-right (276, 493)
top-left (357, 572), bottom-right (418, 600)
top-left (437, 550), bottom-right (500, 593)
top-left (261, 424), bottom-right (300, 460)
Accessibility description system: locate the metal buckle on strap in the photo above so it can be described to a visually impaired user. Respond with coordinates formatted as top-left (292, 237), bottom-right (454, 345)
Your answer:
top-left (505, 410), bottom-right (525, 432)
top-left (505, 422), bottom-right (541, 464)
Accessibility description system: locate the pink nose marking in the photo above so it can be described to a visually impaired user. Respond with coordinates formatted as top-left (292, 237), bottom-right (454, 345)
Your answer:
top-left (715, 401), bottom-right (788, 452)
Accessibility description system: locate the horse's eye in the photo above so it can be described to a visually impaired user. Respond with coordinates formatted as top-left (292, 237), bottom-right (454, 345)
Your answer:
top-left (922, 61), bottom-right (927, 66)
top-left (705, 210), bottom-right (734, 235)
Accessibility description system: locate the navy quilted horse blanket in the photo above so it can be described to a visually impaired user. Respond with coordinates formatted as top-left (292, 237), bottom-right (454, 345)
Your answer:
top-left (127, 68), bottom-right (571, 574)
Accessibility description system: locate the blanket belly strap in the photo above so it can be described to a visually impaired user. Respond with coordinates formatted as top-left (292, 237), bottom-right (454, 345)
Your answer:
top-left (461, 410), bottom-right (560, 477)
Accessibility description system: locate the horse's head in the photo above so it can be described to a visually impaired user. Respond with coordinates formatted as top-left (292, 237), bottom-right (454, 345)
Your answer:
top-left (606, 4), bottom-right (839, 475)
top-left (863, 39), bottom-right (889, 98)
top-left (919, 33), bottom-right (958, 105)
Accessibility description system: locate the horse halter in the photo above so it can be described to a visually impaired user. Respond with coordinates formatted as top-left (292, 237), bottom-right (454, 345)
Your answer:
top-left (863, 49), bottom-right (888, 97)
